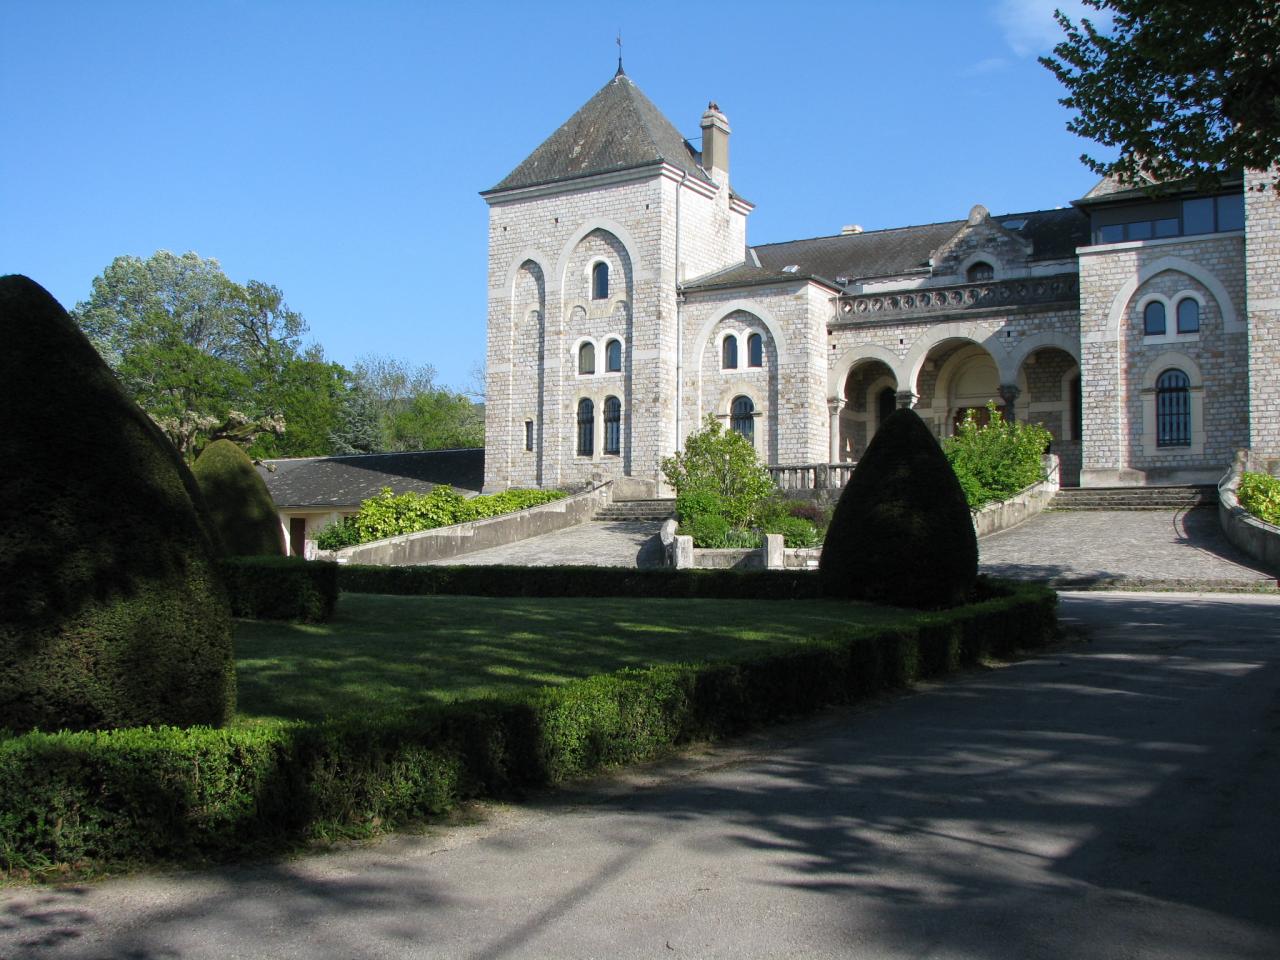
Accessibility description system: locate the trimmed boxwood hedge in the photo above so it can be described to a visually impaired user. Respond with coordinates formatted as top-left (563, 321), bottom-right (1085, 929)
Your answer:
top-left (220, 557), bottom-right (339, 622)
top-left (191, 439), bottom-right (284, 557)
top-left (0, 580), bottom-right (1057, 876)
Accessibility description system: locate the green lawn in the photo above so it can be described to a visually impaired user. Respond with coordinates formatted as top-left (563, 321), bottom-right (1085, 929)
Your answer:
top-left (233, 593), bottom-right (905, 723)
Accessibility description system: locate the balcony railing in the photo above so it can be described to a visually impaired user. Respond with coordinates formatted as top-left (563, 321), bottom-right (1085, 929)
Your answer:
top-left (769, 462), bottom-right (857, 492)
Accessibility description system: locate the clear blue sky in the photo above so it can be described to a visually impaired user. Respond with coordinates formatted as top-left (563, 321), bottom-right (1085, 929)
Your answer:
top-left (2, 0), bottom-right (1109, 392)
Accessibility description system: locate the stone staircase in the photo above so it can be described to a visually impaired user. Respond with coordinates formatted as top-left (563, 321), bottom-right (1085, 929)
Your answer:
top-left (594, 498), bottom-right (677, 522)
top-left (1050, 484), bottom-right (1218, 511)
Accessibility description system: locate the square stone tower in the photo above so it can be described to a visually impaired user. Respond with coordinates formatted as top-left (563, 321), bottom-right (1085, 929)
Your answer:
top-left (480, 69), bottom-right (749, 493)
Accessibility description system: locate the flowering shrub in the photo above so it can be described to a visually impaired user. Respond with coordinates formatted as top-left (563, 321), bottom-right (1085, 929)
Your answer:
top-left (1238, 471), bottom-right (1280, 526)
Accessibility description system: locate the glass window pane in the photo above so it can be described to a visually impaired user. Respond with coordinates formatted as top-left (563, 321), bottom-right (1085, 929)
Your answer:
top-left (1177, 298), bottom-right (1200, 333)
top-left (577, 399), bottom-right (594, 456)
top-left (578, 342), bottom-right (594, 375)
top-left (1126, 220), bottom-right (1153, 240)
top-left (605, 339), bottom-right (621, 372)
top-left (747, 333), bottom-right (763, 368)
top-left (730, 395), bottom-right (754, 443)
top-left (1183, 197), bottom-right (1214, 234)
top-left (592, 262), bottom-right (609, 300)
top-left (1217, 194), bottom-right (1245, 232)
top-left (1098, 224), bottom-right (1124, 243)
top-left (722, 336), bottom-right (738, 369)
top-left (1154, 218), bottom-right (1179, 237)
top-left (1144, 301), bottom-right (1166, 335)
top-left (603, 397), bottom-right (620, 455)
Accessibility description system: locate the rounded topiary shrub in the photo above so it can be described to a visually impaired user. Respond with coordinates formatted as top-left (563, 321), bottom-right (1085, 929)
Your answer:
top-left (0, 275), bottom-right (235, 733)
top-left (192, 439), bottom-right (284, 556)
top-left (819, 408), bottom-right (977, 609)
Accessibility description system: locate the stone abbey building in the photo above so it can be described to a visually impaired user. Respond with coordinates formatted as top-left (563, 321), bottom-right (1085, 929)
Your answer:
top-left (481, 68), bottom-right (1280, 495)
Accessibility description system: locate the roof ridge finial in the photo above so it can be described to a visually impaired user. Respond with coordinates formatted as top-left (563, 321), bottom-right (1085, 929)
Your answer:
top-left (615, 29), bottom-right (624, 76)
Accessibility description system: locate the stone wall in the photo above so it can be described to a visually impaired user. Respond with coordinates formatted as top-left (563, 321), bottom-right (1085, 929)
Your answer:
top-left (1246, 168), bottom-right (1280, 457)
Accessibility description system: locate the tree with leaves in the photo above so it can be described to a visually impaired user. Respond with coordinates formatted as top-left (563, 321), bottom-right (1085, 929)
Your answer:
top-left (73, 250), bottom-right (339, 459)
top-left (1041, 1), bottom-right (1280, 190)
top-left (351, 354), bottom-right (484, 451)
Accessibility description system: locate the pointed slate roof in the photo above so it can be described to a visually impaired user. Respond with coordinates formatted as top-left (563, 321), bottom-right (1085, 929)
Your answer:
top-left (485, 69), bottom-right (714, 195)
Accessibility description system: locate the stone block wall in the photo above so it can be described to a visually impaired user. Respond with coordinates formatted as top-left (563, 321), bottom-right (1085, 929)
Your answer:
top-left (1246, 168), bottom-right (1280, 456)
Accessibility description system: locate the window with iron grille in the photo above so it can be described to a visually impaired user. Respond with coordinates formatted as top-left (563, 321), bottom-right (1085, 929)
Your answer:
top-left (730, 395), bottom-right (754, 443)
top-left (603, 396), bottom-right (621, 455)
top-left (577, 398), bottom-right (594, 456)
top-left (1155, 369), bottom-right (1190, 447)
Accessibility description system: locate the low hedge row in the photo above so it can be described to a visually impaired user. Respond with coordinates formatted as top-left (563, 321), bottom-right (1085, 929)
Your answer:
top-left (219, 557), bottom-right (339, 622)
top-left (338, 563), bottom-right (826, 599)
top-left (0, 581), bottom-right (1056, 876)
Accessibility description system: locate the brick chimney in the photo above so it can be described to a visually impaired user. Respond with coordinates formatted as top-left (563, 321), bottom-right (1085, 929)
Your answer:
top-left (700, 102), bottom-right (730, 185)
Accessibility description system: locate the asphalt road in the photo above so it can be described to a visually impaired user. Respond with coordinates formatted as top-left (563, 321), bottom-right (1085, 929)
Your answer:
top-left (3, 591), bottom-right (1279, 960)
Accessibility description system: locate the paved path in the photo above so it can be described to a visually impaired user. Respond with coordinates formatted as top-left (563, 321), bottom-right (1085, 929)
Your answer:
top-left (430, 519), bottom-right (665, 568)
top-left (4, 591), bottom-right (1278, 959)
top-left (977, 508), bottom-right (1275, 587)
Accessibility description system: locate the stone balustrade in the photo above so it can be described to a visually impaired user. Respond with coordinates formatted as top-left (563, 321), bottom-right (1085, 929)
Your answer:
top-left (769, 462), bottom-right (857, 491)
top-left (833, 274), bottom-right (1079, 325)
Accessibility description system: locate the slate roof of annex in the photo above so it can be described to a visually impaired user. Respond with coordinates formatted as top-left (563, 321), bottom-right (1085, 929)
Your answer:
top-left (485, 69), bottom-right (715, 195)
top-left (682, 207), bottom-right (1089, 293)
top-left (258, 449), bottom-right (485, 509)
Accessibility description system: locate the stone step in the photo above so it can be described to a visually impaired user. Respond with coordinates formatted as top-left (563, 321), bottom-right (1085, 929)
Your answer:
top-left (1050, 484), bottom-right (1217, 511)
top-left (594, 499), bottom-right (677, 521)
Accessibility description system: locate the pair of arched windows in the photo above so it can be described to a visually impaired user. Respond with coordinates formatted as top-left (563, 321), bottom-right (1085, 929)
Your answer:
top-left (722, 333), bottom-right (764, 370)
top-left (1143, 298), bottom-right (1200, 336)
top-left (576, 396), bottom-right (621, 456)
top-left (578, 339), bottom-right (623, 375)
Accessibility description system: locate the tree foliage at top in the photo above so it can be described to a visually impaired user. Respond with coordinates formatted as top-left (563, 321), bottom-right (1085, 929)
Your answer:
top-left (351, 354), bottom-right (484, 452)
top-left (1041, 0), bottom-right (1280, 190)
top-left (661, 415), bottom-right (777, 529)
top-left (943, 404), bottom-right (1052, 509)
top-left (73, 251), bottom-right (309, 459)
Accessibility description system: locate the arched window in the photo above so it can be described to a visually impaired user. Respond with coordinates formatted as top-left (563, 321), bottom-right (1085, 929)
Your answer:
top-left (605, 338), bottom-right (622, 373)
top-left (877, 386), bottom-right (897, 426)
top-left (1144, 301), bottom-right (1166, 336)
top-left (967, 261), bottom-right (994, 283)
top-left (591, 262), bottom-right (609, 300)
top-left (1177, 298), bottom-right (1200, 334)
top-left (747, 332), bottom-right (763, 368)
top-left (576, 398), bottom-right (594, 456)
top-left (722, 335), bottom-right (738, 369)
top-left (1155, 369), bottom-right (1191, 447)
top-left (603, 396), bottom-right (621, 455)
top-left (730, 395), bottom-right (754, 443)
top-left (578, 341), bottom-right (595, 375)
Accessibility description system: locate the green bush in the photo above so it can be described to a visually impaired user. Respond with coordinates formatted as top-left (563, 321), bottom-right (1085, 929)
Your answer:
top-left (0, 275), bottom-right (234, 735)
top-left (314, 516), bottom-right (361, 551)
top-left (220, 557), bottom-right (339, 622)
top-left (820, 408), bottom-right (978, 609)
top-left (191, 439), bottom-right (285, 556)
top-left (663, 415), bottom-right (777, 529)
top-left (765, 515), bottom-right (820, 548)
top-left (351, 486), bottom-right (567, 544)
top-left (943, 403), bottom-right (1052, 509)
top-left (1238, 471), bottom-right (1280, 526)
top-left (0, 580), bottom-right (1057, 876)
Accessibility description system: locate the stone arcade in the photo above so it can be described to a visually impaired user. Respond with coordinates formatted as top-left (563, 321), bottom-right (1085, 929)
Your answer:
top-left (481, 68), bottom-right (1280, 495)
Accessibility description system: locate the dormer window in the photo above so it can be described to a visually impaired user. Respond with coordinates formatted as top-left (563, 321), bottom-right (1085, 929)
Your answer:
top-left (967, 261), bottom-right (994, 283)
top-left (591, 262), bottom-right (609, 300)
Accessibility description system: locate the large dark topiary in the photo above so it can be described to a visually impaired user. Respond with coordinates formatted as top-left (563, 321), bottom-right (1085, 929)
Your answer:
top-left (819, 408), bottom-right (977, 609)
top-left (0, 275), bottom-right (235, 733)
top-left (192, 439), bottom-right (284, 557)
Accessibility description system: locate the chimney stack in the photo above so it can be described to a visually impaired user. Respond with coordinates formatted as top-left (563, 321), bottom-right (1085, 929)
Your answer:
top-left (700, 102), bottom-right (730, 184)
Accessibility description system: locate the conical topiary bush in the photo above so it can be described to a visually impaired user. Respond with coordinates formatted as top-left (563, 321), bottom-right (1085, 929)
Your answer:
top-left (0, 275), bottom-right (235, 733)
top-left (192, 439), bottom-right (284, 557)
top-left (819, 407), bottom-right (977, 609)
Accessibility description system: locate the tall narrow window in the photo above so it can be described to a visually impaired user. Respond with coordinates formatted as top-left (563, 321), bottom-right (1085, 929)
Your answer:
top-left (524, 419), bottom-right (534, 452)
top-left (967, 261), bottom-right (994, 282)
top-left (747, 332), bottom-right (763, 368)
top-left (1177, 298), bottom-right (1200, 334)
top-left (578, 342), bottom-right (595, 375)
top-left (603, 396), bottom-right (621, 455)
top-left (730, 395), bottom-right (754, 443)
top-left (577, 398), bottom-right (594, 456)
top-left (605, 338), bottom-right (622, 372)
top-left (591, 262), bottom-right (609, 300)
top-left (1155, 369), bottom-right (1191, 447)
top-left (1143, 301), bottom-right (1166, 336)
top-left (722, 335), bottom-right (738, 369)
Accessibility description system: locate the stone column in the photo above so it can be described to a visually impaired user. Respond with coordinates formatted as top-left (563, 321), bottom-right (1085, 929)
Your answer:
top-left (999, 384), bottom-right (1021, 422)
top-left (896, 390), bottom-right (918, 409)
top-left (827, 398), bottom-right (844, 462)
